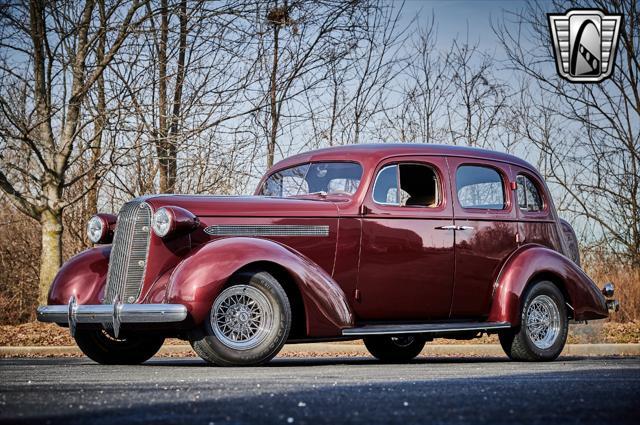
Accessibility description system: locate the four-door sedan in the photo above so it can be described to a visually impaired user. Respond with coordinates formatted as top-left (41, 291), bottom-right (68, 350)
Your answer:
top-left (37, 144), bottom-right (618, 365)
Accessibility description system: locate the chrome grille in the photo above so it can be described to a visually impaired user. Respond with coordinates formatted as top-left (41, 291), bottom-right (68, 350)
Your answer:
top-left (103, 200), bottom-right (152, 304)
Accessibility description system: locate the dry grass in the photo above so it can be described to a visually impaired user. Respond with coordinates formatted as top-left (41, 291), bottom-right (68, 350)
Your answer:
top-left (583, 258), bottom-right (640, 323)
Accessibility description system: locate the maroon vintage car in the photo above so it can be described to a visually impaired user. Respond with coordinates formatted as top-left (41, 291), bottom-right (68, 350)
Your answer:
top-left (37, 144), bottom-right (618, 365)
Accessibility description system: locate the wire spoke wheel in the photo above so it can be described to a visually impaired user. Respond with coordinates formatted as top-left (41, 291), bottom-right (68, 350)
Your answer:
top-left (212, 285), bottom-right (274, 351)
top-left (525, 294), bottom-right (561, 350)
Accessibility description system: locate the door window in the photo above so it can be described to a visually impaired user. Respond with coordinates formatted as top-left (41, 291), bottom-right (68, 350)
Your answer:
top-left (516, 175), bottom-right (543, 212)
top-left (372, 163), bottom-right (440, 207)
top-left (456, 165), bottom-right (505, 210)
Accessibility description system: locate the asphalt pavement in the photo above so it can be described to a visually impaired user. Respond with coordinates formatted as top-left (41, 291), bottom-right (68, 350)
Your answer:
top-left (1, 356), bottom-right (639, 425)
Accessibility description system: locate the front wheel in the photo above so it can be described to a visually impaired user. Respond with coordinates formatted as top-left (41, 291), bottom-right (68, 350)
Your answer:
top-left (364, 335), bottom-right (425, 363)
top-left (191, 271), bottom-right (292, 366)
top-left (499, 281), bottom-right (568, 361)
top-left (74, 329), bottom-right (164, 365)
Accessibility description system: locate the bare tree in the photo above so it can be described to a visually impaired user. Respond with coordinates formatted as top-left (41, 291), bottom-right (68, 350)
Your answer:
top-left (380, 14), bottom-right (453, 144)
top-left (446, 37), bottom-right (509, 147)
top-left (257, 0), bottom-right (367, 167)
top-left (0, 0), bottom-right (149, 303)
top-left (494, 0), bottom-right (640, 265)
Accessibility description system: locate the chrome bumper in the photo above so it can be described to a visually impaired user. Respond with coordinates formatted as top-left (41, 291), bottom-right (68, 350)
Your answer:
top-left (37, 296), bottom-right (188, 338)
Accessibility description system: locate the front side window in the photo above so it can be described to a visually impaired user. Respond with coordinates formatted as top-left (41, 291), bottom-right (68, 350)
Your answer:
top-left (372, 163), bottom-right (440, 207)
top-left (456, 165), bottom-right (505, 210)
top-left (516, 174), bottom-right (543, 212)
top-left (261, 162), bottom-right (363, 197)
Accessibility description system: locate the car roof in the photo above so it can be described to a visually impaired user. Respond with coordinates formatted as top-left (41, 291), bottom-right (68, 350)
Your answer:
top-left (271, 143), bottom-right (536, 173)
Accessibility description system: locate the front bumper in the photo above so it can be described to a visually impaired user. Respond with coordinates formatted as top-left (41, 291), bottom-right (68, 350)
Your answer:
top-left (37, 296), bottom-right (188, 338)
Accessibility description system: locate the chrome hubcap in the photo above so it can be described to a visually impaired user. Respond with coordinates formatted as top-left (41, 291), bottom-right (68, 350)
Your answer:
top-left (391, 336), bottom-right (415, 348)
top-left (525, 295), bottom-right (561, 349)
top-left (212, 285), bottom-right (274, 350)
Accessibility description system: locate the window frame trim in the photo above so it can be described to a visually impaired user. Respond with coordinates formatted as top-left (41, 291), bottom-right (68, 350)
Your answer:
top-left (455, 163), bottom-right (510, 212)
top-left (259, 160), bottom-right (364, 198)
top-left (371, 161), bottom-right (444, 209)
top-left (371, 164), bottom-right (400, 206)
top-left (451, 163), bottom-right (515, 216)
top-left (516, 172), bottom-right (550, 216)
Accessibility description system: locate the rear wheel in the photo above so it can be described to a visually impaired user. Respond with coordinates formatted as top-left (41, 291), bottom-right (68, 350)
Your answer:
top-left (74, 329), bottom-right (164, 365)
top-left (364, 335), bottom-right (425, 363)
top-left (191, 271), bottom-right (291, 366)
top-left (499, 281), bottom-right (568, 361)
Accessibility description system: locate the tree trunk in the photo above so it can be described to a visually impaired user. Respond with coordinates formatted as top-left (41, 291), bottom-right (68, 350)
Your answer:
top-left (39, 210), bottom-right (63, 305)
top-left (87, 0), bottom-right (106, 216)
top-left (267, 25), bottom-right (280, 169)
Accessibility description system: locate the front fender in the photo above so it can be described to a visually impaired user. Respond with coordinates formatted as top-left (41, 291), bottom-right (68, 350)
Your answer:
top-left (488, 245), bottom-right (608, 325)
top-left (47, 246), bottom-right (110, 305)
top-left (165, 237), bottom-right (354, 337)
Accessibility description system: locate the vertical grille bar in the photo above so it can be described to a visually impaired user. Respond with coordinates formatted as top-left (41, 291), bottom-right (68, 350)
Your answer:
top-left (103, 200), bottom-right (152, 304)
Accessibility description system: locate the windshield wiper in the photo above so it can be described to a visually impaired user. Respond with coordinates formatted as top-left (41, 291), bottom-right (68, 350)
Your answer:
top-left (306, 191), bottom-right (327, 198)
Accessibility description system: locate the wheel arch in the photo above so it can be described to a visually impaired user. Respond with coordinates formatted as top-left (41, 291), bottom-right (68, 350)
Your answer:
top-left (525, 271), bottom-right (573, 318)
top-left (165, 237), bottom-right (353, 337)
top-left (488, 244), bottom-right (607, 326)
top-left (232, 261), bottom-right (307, 340)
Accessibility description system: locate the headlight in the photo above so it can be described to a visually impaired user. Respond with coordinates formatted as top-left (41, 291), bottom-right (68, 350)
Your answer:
top-left (87, 216), bottom-right (106, 243)
top-left (152, 207), bottom-right (173, 237)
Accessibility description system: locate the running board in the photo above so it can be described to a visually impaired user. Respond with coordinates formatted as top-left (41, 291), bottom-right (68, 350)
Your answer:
top-left (342, 321), bottom-right (511, 336)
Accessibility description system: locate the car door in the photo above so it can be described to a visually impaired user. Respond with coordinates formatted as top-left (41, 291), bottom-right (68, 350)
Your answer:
top-left (356, 156), bottom-right (455, 321)
top-left (447, 157), bottom-right (518, 319)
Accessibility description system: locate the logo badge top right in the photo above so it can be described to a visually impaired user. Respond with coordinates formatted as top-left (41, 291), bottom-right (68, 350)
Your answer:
top-left (548, 9), bottom-right (623, 83)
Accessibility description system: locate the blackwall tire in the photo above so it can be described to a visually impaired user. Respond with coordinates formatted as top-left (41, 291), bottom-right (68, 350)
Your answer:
top-left (190, 271), bottom-right (291, 366)
top-left (499, 280), bottom-right (568, 361)
top-left (363, 335), bottom-right (425, 363)
top-left (74, 329), bottom-right (164, 365)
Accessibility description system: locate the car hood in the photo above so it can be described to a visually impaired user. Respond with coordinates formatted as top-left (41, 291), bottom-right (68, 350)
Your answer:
top-left (141, 195), bottom-right (340, 218)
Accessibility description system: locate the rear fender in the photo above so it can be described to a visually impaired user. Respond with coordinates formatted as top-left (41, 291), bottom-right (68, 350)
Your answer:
top-left (165, 237), bottom-right (354, 337)
top-left (47, 246), bottom-right (110, 305)
top-left (488, 245), bottom-right (608, 325)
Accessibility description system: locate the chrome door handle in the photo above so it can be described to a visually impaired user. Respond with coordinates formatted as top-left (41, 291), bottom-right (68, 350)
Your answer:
top-left (435, 225), bottom-right (474, 231)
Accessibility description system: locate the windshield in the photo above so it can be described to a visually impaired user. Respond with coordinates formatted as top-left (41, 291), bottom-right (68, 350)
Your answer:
top-left (260, 162), bottom-right (363, 197)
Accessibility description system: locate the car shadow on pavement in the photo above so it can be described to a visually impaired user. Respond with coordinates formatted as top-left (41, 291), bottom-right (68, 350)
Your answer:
top-left (3, 365), bottom-right (639, 425)
top-left (143, 355), bottom-right (592, 368)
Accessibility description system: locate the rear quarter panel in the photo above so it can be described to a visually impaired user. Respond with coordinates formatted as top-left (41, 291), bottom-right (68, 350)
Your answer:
top-left (489, 245), bottom-right (608, 325)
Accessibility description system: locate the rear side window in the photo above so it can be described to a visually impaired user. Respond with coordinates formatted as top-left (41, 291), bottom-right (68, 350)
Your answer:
top-left (516, 175), bottom-right (543, 212)
top-left (456, 165), bottom-right (505, 210)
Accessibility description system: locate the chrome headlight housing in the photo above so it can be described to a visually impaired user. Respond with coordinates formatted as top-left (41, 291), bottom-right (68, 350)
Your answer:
top-left (152, 207), bottom-right (173, 237)
top-left (87, 215), bottom-right (106, 244)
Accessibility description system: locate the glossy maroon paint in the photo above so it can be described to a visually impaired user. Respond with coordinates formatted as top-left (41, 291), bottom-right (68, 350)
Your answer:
top-left (357, 155), bottom-right (455, 320)
top-left (145, 195), bottom-right (339, 218)
top-left (48, 246), bottom-right (110, 305)
top-left (489, 245), bottom-right (608, 324)
top-left (447, 156), bottom-right (518, 318)
top-left (158, 206), bottom-right (199, 239)
top-left (94, 213), bottom-right (117, 244)
top-left (47, 144), bottom-right (610, 340)
top-left (164, 237), bottom-right (353, 336)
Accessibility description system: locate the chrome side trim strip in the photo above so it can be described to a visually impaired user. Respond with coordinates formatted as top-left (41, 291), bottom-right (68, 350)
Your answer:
top-left (204, 224), bottom-right (330, 237)
top-left (342, 321), bottom-right (511, 336)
